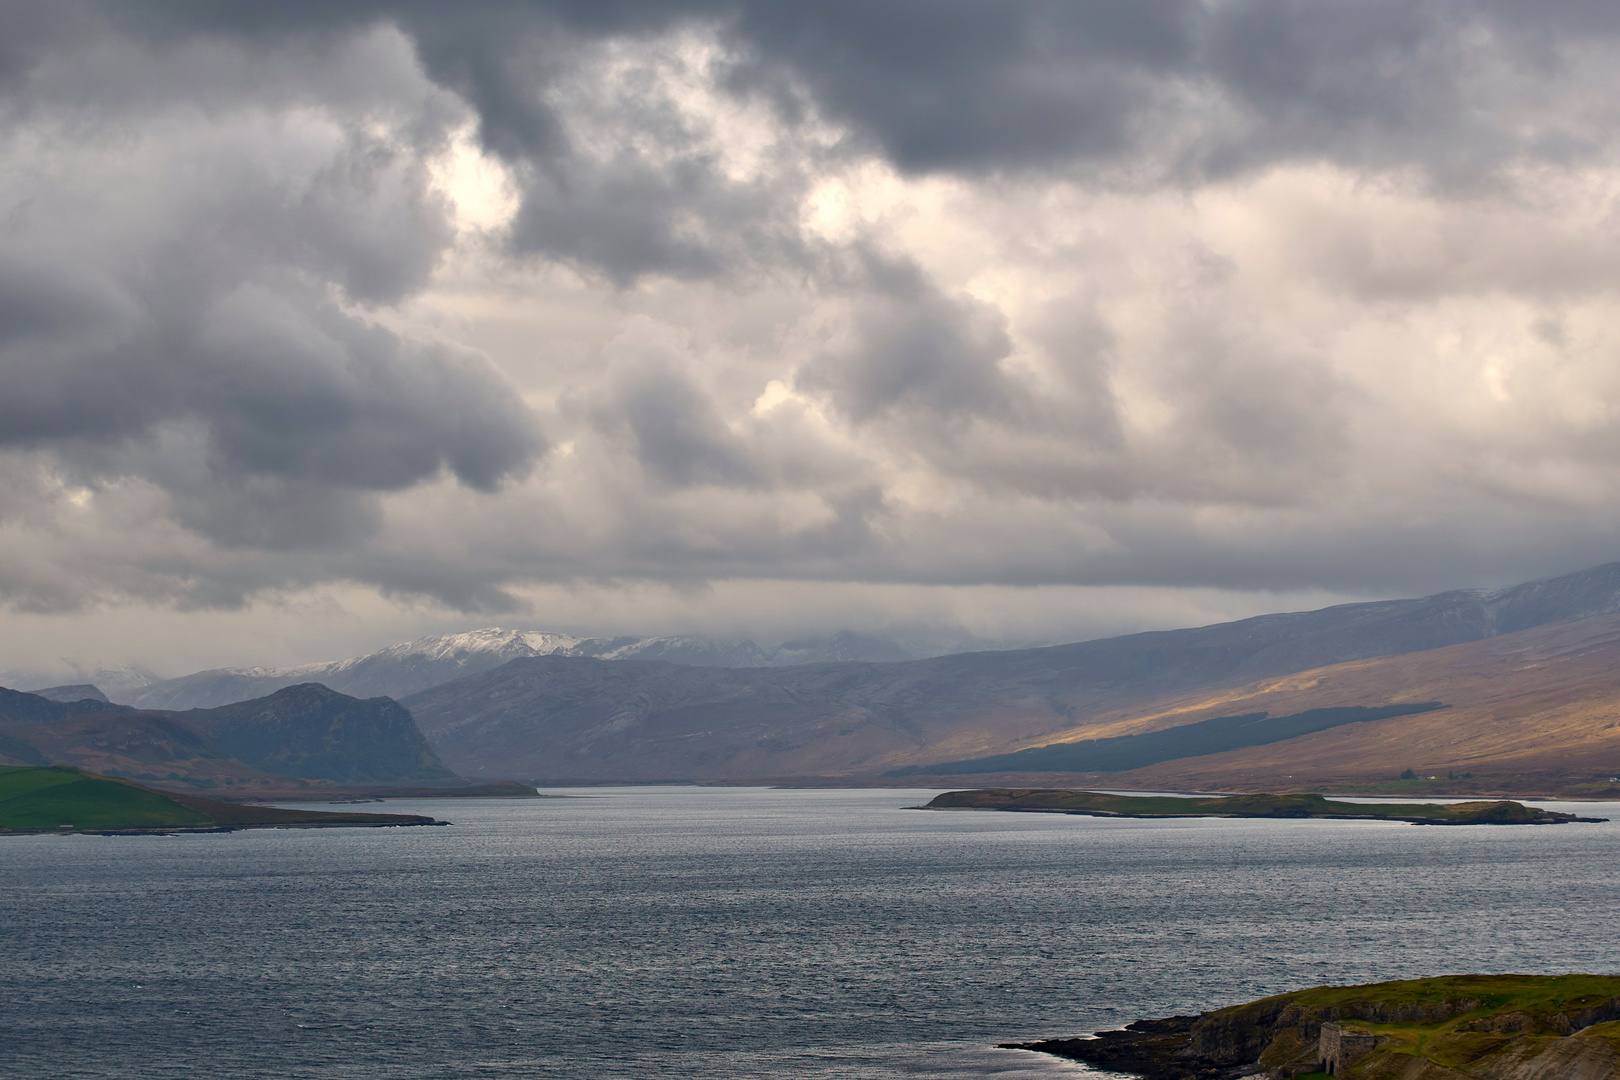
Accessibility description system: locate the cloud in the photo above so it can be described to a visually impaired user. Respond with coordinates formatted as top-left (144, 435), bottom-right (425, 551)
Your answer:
top-left (0, 21), bottom-right (542, 605)
top-left (591, 343), bottom-right (762, 488)
top-left (799, 257), bottom-right (1016, 424)
top-left (8, 1), bottom-right (1620, 656)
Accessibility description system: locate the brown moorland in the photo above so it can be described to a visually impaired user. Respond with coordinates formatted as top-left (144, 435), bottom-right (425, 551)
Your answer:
top-left (940, 614), bottom-right (1620, 796)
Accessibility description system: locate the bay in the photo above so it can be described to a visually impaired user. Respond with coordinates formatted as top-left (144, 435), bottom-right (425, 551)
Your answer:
top-left (2, 787), bottom-right (1617, 1079)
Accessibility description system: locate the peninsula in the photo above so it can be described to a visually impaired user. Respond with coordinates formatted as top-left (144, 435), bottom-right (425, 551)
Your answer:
top-left (0, 765), bottom-right (446, 834)
top-left (1004, 974), bottom-right (1620, 1080)
top-left (918, 789), bottom-right (1607, 825)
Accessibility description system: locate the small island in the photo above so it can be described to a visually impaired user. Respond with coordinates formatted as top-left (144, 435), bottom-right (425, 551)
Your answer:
top-left (1003, 974), bottom-right (1620, 1080)
top-left (916, 789), bottom-right (1607, 825)
top-left (0, 765), bottom-right (446, 835)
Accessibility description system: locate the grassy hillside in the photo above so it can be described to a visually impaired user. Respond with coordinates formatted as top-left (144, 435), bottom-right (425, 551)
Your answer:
top-left (0, 766), bottom-right (212, 830)
top-left (0, 766), bottom-right (444, 834)
top-left (1012, 974), bottom-right (1620, 1079)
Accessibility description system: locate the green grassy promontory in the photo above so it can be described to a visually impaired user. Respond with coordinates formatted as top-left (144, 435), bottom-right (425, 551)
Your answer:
top-left (0, 766), bottom-right (445, 834)
top-left (1007, 974), bottom-right (1620, 1079)
top-left (920, 788), bottom-right (1606, 824)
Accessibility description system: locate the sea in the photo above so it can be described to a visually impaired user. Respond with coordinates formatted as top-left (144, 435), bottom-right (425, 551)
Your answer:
top-left (3, 787), bottom-right (1618, 1080)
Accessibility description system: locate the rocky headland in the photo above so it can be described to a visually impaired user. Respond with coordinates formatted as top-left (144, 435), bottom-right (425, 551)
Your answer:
top-left (1004, 975), bottom-right (1620, 1080)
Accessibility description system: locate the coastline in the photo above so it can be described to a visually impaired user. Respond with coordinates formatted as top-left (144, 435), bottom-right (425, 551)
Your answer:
top-left (1004, 975), bottom-right (1620, 1080)
top-left (2, 817), bottom-right (448, 837)
top-left (913, 789), bottom-right (1609, 825)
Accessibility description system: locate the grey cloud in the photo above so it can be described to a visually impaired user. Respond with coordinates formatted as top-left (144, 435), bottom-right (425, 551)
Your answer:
top-left (281, 131), bottom-right (457, 304)
top-left (1134, 321), bottom-right (1352, 505)
top-left (0, 33), bottom-right (543, 570)
top-left (593, 356), bottom-right (760, 488)
top-left (31, 0), bottom-right (1620, 286)
top-left (800, 261), bottom-right (1016, 424)
top-left (726, 0), bottom-right (1201, 172)
top-left (730, 0), bottom-right (1620, 183)
top-left (418, 2), bottom-right (1620, 184)
top-left (31, 3), bottom-right (1620, 175)
top-left (190, 289), bottom-right (539, 493)
top-left (508, 154), bottom-right (760, 285)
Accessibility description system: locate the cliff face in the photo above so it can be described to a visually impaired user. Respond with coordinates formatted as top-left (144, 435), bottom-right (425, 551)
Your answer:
top-left (186, 684), bottom-right (454, 783)
top-left (1007, 975), bottom-right (1620, 1080)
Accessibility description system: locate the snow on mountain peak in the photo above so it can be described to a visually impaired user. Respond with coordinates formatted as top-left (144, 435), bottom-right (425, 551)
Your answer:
top-left (329, 628), bottom-right (583, 669)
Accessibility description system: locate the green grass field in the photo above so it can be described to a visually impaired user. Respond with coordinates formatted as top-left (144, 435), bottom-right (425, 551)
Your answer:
top-left (0, 766), bottom-right (212, 831)
top-left (0, 765), bottom-right (445, 833)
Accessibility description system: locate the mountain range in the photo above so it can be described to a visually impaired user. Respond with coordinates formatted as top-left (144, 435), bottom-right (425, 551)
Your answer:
top-left (111, 629), bottom-right (933, 711)
top-left (15, 560), bottom-right (1620, 792)
top-left (397, 561), bottom-right (1620, 787)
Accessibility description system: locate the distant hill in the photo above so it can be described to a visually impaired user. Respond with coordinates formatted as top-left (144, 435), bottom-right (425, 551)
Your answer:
top-left (30, 684), bottom-right (110, 704)
top-left (0, 666), bottom-right (161, 702)
top-left (121, 629), bottom-right (585, 711)
top-left (0, 683), bottom-right (452, 788)
top-left (0, 686), bottom-right (132, 726)
top-left (997, 610), bottom-right (1620, 794)
top-left (182, 684), bottom-right (452, 784)
top-left (122, 628), bottom-right (927, 710)
top-left (404, 561), bottom-right (1620, 783)
top-left (0, 710), bottom-right (270, 786)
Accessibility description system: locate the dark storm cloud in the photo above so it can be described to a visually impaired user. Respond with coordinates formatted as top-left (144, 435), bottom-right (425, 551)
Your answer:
top-left (726, 0), bottom-right (1201, 172)
top-left (5, 0), bottom-right (1607, 293)
top-left (737, 0), bottom-right (1620, 179)
top-left (87, 2), bottom-right (1620, 176)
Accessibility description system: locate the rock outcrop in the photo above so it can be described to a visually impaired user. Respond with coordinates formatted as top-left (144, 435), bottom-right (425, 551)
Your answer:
top-left (1003, 975), bottom-right (1620, 1080)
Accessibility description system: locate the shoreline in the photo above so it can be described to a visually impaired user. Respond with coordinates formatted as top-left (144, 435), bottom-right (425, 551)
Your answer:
top-left (1002, 975), bottom-right (1620, 1080)
top-left (1, 817), bottom-right (449, 837)
top-left (914, 789), bottom-right (1608, 825)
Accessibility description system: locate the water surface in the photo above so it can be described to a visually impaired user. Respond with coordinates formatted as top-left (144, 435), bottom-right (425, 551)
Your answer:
top-left (3, 787), bottom-right (1617, 1079)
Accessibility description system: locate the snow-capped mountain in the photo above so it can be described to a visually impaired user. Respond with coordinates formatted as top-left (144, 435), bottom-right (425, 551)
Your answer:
top-left (123, 629), bottom-right (586, 710)
top-left (117, 628), bottom-right (923, 711)
top-left (3, 664), bottom-right (163, 702)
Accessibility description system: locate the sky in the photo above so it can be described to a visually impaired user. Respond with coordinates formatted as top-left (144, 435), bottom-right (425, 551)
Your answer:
top-left (6, 1), bottom-right (1620, 676)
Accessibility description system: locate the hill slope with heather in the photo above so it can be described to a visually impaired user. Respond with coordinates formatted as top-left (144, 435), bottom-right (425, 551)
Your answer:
top-left (406, 562), bottom-right (1620, 783)
top-left (983, 612), bottom-right (1620, 795)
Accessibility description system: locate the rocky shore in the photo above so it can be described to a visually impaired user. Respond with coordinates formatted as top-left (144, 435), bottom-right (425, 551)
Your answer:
top-left (1002, 975), bottom-right (1620, 1080)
